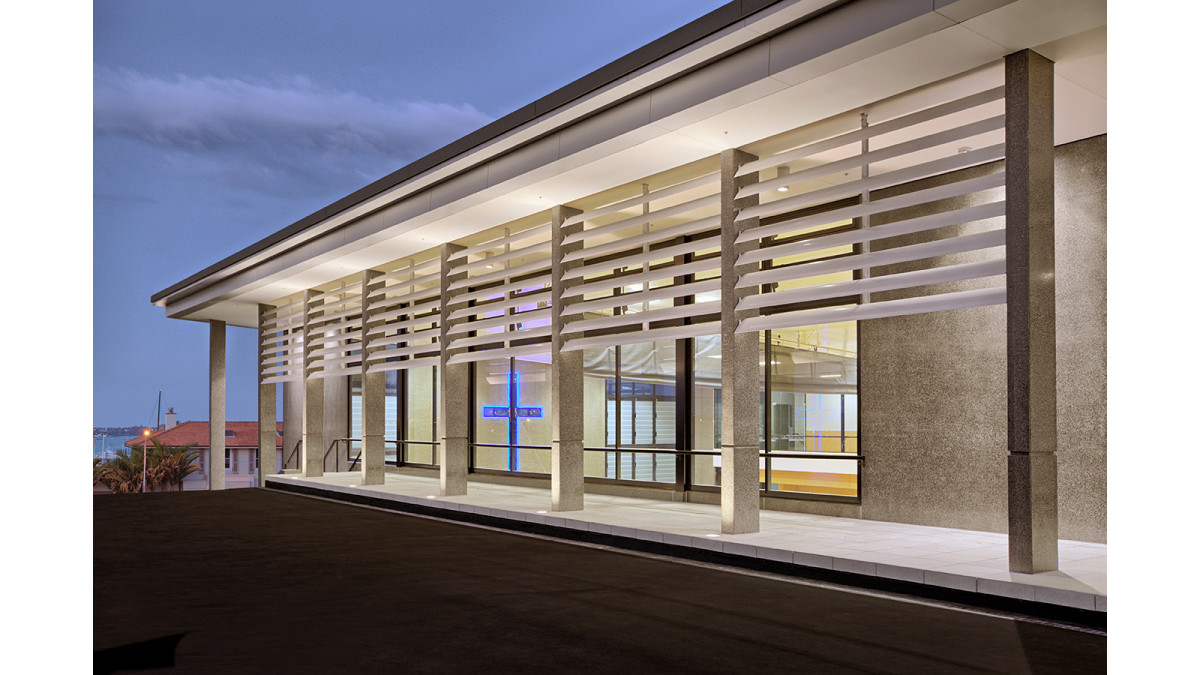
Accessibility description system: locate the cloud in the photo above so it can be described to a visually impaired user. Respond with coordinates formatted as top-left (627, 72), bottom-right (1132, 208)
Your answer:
top-left (93, 66), bottom-right (494, 198)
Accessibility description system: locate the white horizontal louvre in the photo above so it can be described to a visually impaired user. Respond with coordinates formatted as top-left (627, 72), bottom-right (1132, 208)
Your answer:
top-left (562, 234), bottom-right (719, 282)
top-left (451, 275), bottom-right (552, 307)
top-left (563, 191), bottom-right (720, 245)
top-left (736, 177), bottom-right (1005, 250)
top-left (363, 258), bottom-right (444, 373)
top-left (451, 325), bottom-right (552, 350)
top-left (366, 275), bottom-right (440, 311)
top-left (738, 228), bottom-right (1005, 289)
top-left (260, 297), bottom-right (304, 383)
top-left (738, 115), bottom-right (1005, 200)
top-left (735, 82), bottom-right (1006, 332)
top-left (448, 289), bottom-right (550, 321)
top-left (558, 169), bottom-right (722, 347)
top-left (564, 174), bottom-right (720, 226)
top-left (447, 256), bottom-right (550, 291)
top-left (561, 278), bottom-right (721, 317)
top-left (366, 355), bottom-right (440, 374)
top-left (737, 258), bottom-right (1006, 311)
top-left (567, 299), bottom-right (720, 334)
top-left (365, 311), bottom-right (439, 337)
top-left (446, 342), bottom-right (551, 365)
top-left (562, 258), bottom-right (718, 300)
top-left (364, 341), bottom-right (440, 362)
top-left (369, 258), bottom-right (439, 285)
top-left (737, 288), bottom-right (1006, 334)
top-left (448, 223), bottom-right (551, 261)
top-left (369, 299), bottom-right (440, 326)
top-left (562, 321), bottom-right (720, 352)
top-left (456, 236), bottom-right (551, 275)
top-left (735, 144), bottom-right (1004, 224)
top-left (561, 214), bottom-right (721, 264)
top-left (446, 307), bottom-right (551, 336)
top-left (261, 298), bottom-right (304, 324)
top-left (304, 284), bottom-right (363, 380)
top-left (447, 222), bottom-right (554, 362)
top-left (735, 86), bottom-right (1004, 177)
top-left (307, 281), bottom-right (362, 305)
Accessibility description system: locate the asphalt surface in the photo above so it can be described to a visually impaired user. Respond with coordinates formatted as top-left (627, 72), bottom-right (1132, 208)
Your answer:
top-left (94, 489), bottom-right (1105, 673)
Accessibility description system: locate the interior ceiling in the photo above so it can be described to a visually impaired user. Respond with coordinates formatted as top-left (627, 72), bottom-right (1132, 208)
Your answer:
top-left (182, 1), bottom-right (1106, 328)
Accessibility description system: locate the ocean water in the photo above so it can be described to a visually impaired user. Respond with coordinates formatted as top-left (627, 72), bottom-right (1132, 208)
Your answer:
top-left (93, 435), bottom-right (141, 459)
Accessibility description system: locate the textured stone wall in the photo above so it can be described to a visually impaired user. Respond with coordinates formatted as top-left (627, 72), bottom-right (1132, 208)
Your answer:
top-left (859, 134), bottom-right (1106, 543)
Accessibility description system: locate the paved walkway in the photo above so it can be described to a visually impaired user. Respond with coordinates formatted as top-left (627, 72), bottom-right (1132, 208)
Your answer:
top-left (265, 471), bottom-right (1106, 615)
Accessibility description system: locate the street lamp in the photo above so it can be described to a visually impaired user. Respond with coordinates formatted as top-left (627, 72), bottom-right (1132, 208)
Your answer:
top-left (142, 429), bottom-right (151, 494)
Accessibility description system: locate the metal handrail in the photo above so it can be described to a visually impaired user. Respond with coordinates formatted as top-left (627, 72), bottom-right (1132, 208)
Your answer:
top-left (281, 440), bottom-right (301, 472)
top-left (581, 446), bottom-right (862, 461)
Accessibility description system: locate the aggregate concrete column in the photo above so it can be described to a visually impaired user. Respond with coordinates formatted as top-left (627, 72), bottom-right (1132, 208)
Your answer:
top-left (439, 243), bottom-right (470, 496)
top-left (1006, 49), bottom-right (1058, 573)
top-left (282, 369), bottom-right (302, 470)
top-left (257, 304), bottom-right (277, 486)
top-left (551, 204), bottom-right (585, 511)
top-left (719, 148), bottom-right (760, 534)
top-left (208, 320), bottom-right (226, 491)
top-left (323, 375), bottom-right (349, 471)
top-left (301, 289), bottom-right (325, 478)
top-left (360, 270), bottom-right (386, 485)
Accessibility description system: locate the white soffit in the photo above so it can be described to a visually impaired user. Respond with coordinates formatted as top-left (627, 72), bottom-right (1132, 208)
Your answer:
top-left (179, 0), bottom-right (1106, 327)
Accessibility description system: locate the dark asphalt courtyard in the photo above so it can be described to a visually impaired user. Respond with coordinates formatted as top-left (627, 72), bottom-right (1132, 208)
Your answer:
top-left (94, 489), bottom-right (1105, 673)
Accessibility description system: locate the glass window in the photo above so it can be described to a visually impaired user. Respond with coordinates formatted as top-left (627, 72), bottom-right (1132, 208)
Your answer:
top-left (583, 339), bottom-right (677, 483)
top-left (472, 356), bottom-right (553, 473)
top-left (691, 334), bottom-right (722, 487)
top-left (403, 366), bottom-right (438, 465)
top-left (763, 321), bottom-right (858, 497)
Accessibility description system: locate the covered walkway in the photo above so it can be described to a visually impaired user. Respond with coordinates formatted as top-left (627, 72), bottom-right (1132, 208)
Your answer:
top-left (266, 470), bottom-right (1106, 616)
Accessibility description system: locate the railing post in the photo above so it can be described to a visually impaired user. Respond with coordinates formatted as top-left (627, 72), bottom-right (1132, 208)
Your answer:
top-left (551, 204), bottom-right (585, 511)
top-left (719, 148), bottom-right (760, 534)
top-left (1006, 48), bottom-right (1058, 573)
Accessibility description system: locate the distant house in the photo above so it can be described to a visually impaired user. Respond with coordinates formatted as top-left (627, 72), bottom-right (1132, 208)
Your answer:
top-left (120, 418), bottom-right (284, 490)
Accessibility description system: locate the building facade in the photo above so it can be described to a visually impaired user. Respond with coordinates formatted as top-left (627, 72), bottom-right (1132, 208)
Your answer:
top-left (151, 0), bottom-right (1107, 573)
top-left (116, 419), bottom-right (285, 491)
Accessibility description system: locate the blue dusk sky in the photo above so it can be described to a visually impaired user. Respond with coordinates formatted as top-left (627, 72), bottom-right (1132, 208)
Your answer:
top-left (92, 0), bottom-right (729, 427)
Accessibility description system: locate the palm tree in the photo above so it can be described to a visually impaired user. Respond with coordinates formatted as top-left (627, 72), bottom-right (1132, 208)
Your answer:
top-left (95, 447), bottom-right (145, 494)
top-left (147, 440), bottom-right (201, 491)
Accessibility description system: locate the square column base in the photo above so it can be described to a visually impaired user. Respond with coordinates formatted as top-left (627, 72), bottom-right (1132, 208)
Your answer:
top-left (1008, 453), bottom-right (1058, 573)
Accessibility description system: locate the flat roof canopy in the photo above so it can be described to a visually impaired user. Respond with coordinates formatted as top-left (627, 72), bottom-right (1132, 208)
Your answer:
top-left (155, 0), bottom-right (1106, 328)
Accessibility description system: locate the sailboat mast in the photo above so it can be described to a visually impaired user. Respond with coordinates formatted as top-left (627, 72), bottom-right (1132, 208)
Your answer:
top-left (156, 390), bottom-right (162, 430)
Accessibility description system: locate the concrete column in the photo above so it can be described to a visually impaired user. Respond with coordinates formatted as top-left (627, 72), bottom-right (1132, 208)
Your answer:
top-left (282, 370), bottom-right (302, 471)
top-left (360, 270), bottom-right (386, 485)
top-left (439, 243), bottom-right (470, 496)
top-left (323, 375), bottom-right (349, 471)
top-left (719, 148), bottom-right (760, 534)
top-left (1006, 49), bottom-right (1058, 573)
top-left (257, 304), bottom-right (277, 487)
top-left (551, 204), bottom-right (585, 511)
top-left (208, 320), bottom-right (226, 491)
top-left (301, 289), bottom-right (324, 477)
